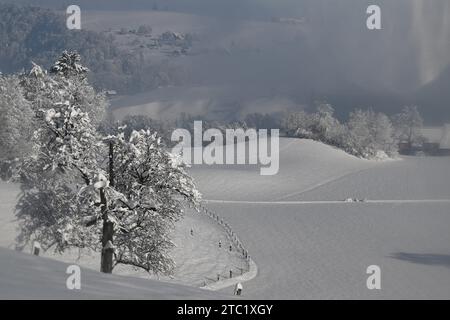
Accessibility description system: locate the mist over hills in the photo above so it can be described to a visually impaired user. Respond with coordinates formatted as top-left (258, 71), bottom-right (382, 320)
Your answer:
top-left (0, 0), bottom-right (449, 123)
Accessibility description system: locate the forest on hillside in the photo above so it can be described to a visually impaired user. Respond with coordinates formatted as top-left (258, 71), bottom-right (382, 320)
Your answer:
top-left (0, 3), bottom-right (186, 93)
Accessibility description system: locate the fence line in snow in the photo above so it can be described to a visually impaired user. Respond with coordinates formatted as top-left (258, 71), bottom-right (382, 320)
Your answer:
top-left (197, 202), bottom-right (251, 287)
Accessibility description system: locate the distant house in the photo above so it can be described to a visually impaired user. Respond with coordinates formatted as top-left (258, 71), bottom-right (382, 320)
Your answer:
top-left (105, 90), bottom-right (117, 97)
top-left (421, 124), bottom-right (450, 155)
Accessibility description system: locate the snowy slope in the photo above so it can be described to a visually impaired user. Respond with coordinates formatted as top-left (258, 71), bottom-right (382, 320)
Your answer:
top-left (290, 155), bottom-right (450, 201)
top-left (190, 138), bottom-right (379, 201)
top-left (2, 137), bottom-right (449, 299)
top-left (187, 138), bottom-right (450, 299)
top-left (0, 247), bottom-right (225, 299)
top-left (0, 182), bottom-right (245, 289)
top-left (209, 202), bottom-right (450, 299)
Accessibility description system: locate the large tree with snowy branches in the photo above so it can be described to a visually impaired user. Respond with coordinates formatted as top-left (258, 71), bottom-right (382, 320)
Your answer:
top-left (14, 51), bottom-right (200, 274)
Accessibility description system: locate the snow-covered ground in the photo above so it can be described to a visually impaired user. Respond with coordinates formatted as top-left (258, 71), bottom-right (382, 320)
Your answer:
top-left (188, 138), bottom-right (450, 299)
top-left (0, 182), bottom-right (245, 293)
top-left (190, 138), bottom-right (380, 201)
top-left (1, 137), bottom-right (449, 299)
top-left (289, 155), bottom-right (450, 201)
top-left (0, 247), bottom-right (225, 299)
top-left (207, 202), bottom-right (450, 299)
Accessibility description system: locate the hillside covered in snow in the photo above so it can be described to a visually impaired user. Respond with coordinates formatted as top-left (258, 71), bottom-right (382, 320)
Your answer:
top-left (0, 247), bottom-right (225, 299)
top-left (189, 138), bottom-right (450, 299)
top-left (1, 137), bottom-right (449, 299)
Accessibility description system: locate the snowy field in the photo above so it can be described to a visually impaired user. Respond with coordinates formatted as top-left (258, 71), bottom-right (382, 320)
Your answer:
top-left (0, 247), bottom-right (225, 299)
top-left (188, 138), bottom-right (450, 299)
top-left (208, 202), bottom-right (450, 299)
top-left (290, 155), bottom-right (450, 201)
top-left (0, 182), bottom-right (245, 294)
top-left (1, 137), bottom-right (449, 299)
top-left (190, 138), bottom-right (380, 201)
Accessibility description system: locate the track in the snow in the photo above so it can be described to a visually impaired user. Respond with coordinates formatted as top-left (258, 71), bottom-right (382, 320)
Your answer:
top-left (204, 199), bottom-right (450, 205)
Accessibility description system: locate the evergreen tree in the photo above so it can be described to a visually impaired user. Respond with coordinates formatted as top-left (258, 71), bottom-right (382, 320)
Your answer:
top-left (50, 51), bottom-right (89, 78)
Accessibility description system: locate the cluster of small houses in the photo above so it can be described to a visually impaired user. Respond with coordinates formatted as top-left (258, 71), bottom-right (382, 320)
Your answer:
top-left (145, 31), bottom-right (194, 56)
top-left (399, 124), bottom-right (450, 156)
top-left (116, 27), bottom-right (194, 56)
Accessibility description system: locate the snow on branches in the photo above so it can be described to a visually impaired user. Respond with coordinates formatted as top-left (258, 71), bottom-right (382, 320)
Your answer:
top-left (50, 51), bottom-right (89, 78)
top-left (13, 53), bottom-right (201, 275)
top-left (110, 129), bottom-right (201, 273)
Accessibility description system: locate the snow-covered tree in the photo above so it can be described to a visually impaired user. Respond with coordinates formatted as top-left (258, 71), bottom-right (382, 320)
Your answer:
top-left (281, 104), bottom-right (397, 159)
top-left (0, 75), bottom-right (34, 161)
top-left (119, 115), bottom-right (159, 139)
top-left (283, 104), bottom-right (345, 148)
top-left (309, 103), bottom-right (346, 146)
top-left (50, 50), bottom-right (89, 78)
top-left (20, 55), bottom-right (106, 127)
top-left (107, 129), bottom-right (200, 272)
top-left (347, 109), bottom-right (397, 157)
top-left (15, 100), bottom-right (103, 249)
top-left (14, 57), bottom-right (200, 275)
top-left (392, 106), bottom-right (424, 148)
top-left (282, 111), bottom-right (313, 137)
top-left (372, 112), bottom-right (396, 155)
top-left (313, 104), bottom-right (338, 139)
top-left (347, 109), bottom-right (376, 157)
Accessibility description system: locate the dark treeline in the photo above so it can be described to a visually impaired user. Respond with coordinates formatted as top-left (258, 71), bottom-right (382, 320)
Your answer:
top-left (0, 3), bottom-right (186, 94)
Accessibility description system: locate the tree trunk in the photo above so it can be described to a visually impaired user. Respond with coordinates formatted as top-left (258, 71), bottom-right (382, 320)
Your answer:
top-left (109, 141), bottom-right (115, 188)
top-left (100, 188), bottom-right (114, 273)
top-left (100, 141), bottom-right (115, 273)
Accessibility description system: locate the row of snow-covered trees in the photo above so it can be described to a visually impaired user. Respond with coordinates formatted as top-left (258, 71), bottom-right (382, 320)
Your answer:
top-left (0, 51), bottom-right (200, 275)
top-left (113, 104), bottom-right (424, 159)
top-left (282, 103), bottom-right (424, 158)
